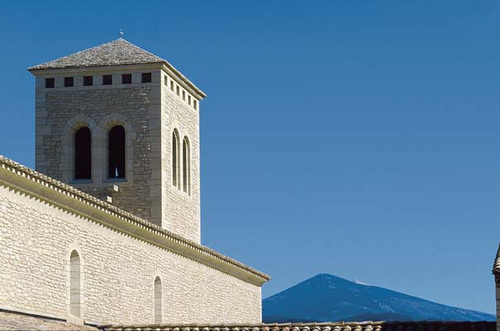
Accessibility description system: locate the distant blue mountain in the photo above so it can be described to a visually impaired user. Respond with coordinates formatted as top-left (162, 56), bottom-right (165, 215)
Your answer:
top-left (263, 274), bottom-right (495, 323)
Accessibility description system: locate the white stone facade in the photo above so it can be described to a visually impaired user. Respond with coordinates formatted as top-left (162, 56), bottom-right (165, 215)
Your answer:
top-left (0, 39), bottom-right (270, 327)
top-left (0, 157), bottom-right (267, 326)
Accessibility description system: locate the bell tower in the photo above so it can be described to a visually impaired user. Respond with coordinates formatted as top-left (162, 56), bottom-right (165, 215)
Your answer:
top-left (29, 38), bottom-right (205, 243)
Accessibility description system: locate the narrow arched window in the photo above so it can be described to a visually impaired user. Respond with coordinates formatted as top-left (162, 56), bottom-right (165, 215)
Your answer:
top-left (154, 276), bottom-right (162, 323)
top-left (69, 250), bottom-right (81, 318)
top-left (182, 136), bottom-right (191, 195)
top-left (108, 126), bottom-right (126, 178)
top-left (172, 129), bottom-right (180, 189)
top-left (74, 127), bottom-right (91, 180)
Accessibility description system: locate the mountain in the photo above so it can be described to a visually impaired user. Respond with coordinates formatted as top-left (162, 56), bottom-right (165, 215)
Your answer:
top-left (263, 274), bottom-right (495, 323)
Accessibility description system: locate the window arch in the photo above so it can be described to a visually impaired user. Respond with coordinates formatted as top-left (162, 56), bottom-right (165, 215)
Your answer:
top-left (69, 250), bottom-right (82, 319)
top-left (172, 129), bottom-right (180, 189)
top-left (154, 276), bottom-right (162, 323)
top-left (182, 136), bottom-right (191, 195)
top-left (108, 126), bottom-right (126, 178)
top-left (74, 127), bottom-right (91, 180)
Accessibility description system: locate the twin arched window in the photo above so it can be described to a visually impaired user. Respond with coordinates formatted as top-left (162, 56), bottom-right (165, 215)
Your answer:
top-left (73, 125), bottom-right (126, 180)
top-left (172, 129), bottom-right (191, 195)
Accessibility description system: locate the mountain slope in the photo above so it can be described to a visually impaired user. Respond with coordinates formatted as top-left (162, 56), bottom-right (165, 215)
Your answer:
top-left (263, 274), bottom-right (495, 323)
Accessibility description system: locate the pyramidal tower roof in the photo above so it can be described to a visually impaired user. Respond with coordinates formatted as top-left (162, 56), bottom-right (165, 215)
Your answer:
top-left (29, 38), bottom-right (166, 70)
top-left (28, 38), bottom-right (206, 97)
top-left (493, 243), bottom-right (500, 274)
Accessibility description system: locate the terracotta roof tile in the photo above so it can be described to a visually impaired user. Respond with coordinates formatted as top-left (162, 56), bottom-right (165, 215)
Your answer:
top-left (100, 322), bottom-right (495, 331)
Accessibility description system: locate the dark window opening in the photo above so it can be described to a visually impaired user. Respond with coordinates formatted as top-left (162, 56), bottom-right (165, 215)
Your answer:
top-left (103, 75), bottom-right (112, 85)
top-left (64, 77), bottom-right (74, 87)
top-left (74, 127), bottom-right (91, 180)
top-left (122, 74), bottom-right (132, 84)
top-left (83, 76), bottom-right (93, 86)
top-left (142, 73), bottom-right (152, 83)
top-left (64, 77), bottom-right (73, 87)
top-left (182, 137), bottom-right (190, 194)
top-left (108, 126), bottom-right (126, 179)
top-left (172, 130), bottom-right (179, 188)
top-left (45, 78), bottom-right (55, 88)
top-left (164, 75), bottom-right (168, 86)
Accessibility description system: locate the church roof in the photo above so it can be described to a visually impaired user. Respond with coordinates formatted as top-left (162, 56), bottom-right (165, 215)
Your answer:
top-left (101, 321), bottom-right (496, 331)
top-left (493, 243), bottom-right (500, 274)
top-left (28, 38), bottom-right (166, 70)
top-left (28, 38), bottom-right (206, 98)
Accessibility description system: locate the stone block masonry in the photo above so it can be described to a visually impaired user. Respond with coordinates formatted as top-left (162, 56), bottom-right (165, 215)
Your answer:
top-left (0, 156), bottom-right (268, 326)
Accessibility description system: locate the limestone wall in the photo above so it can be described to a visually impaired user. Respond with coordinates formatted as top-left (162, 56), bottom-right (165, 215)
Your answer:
top-left (0, 166), bottom-right (263, 326)
top-left (161, 71), bottom-right (201, 243)
top-left (34, 69), bottom-right (163, 227)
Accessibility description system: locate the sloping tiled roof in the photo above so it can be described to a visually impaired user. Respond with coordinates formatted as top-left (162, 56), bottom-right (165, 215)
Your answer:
top-left (99, 321), bottom-right (496, 331)
top-left (493, 244), bottom-right (500, 274)
top-left (28, 38), bottom-right (165, 70)
top-left (0, 310), bottom-right (97, 330)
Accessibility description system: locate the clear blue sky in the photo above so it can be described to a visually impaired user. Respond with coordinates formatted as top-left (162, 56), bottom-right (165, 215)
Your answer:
top-left (0, 0), bottom-right (499, 314)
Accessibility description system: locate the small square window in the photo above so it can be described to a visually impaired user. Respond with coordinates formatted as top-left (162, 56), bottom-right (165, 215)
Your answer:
top-left (45, 78), bottom-right (55, 88)
top-left (170, 81), bottom-right (174, 91)
top-left (193, 100), bottom-right (197, 110)
top-left (64, 77), bottom-right (74, 87)
top-left (164, 75), bottom-right (168, 86)
top-left (103, 75), bottom-right (112, 85)
top-left (122, 74), bottom-right (132, 84)
top-left (83, 76), bottom-right (93, 86)
top-left (142, 73), bottom-right (152, 83)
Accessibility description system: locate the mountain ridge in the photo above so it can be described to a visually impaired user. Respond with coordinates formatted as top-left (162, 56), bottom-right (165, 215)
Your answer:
top-left (263, 274), bottom-right (495, 323)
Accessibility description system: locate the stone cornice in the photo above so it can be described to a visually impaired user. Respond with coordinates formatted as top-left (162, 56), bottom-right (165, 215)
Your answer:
top-left (28, 63), bottom-right (206, 101)
top-left (0, 155), bottom-right (270, 286)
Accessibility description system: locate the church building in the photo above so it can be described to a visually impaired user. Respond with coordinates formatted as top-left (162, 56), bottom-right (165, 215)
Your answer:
top-left (0, 37), bottom-right (498, 331)
top-left (0, 38), bottom-right (270, 326)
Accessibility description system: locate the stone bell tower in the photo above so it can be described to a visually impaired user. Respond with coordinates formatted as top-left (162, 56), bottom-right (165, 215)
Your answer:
top-left (493, 244), bottom-right (500, 331)
top-left (29, 38), bottom-right (206, 243)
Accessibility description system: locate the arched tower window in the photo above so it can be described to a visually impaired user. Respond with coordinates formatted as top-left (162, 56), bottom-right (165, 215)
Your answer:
top-left (172, 129), bottom-right (180, 189)
top-left (108, 126), bottom-right (126, 178)
top-left (69, 250), bottom-right (82, 319)
top-left (74, 127), bottom-right (91, 180)
top-left (182, 136), bottom-right (191, 195)
top-left (154, 276), bottom-right (162, 323)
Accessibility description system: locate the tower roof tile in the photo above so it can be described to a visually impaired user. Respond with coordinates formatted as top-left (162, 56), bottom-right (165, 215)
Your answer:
top-left (28, 38), bottom-right (165, 70)
top-left (28, 38), bottom-right (206, 98)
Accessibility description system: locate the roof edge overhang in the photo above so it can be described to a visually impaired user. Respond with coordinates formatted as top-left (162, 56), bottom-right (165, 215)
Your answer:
top-left (0, 155), bottom-right (269, 286)
top-left (28, 61), bottom-right (207, 100)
